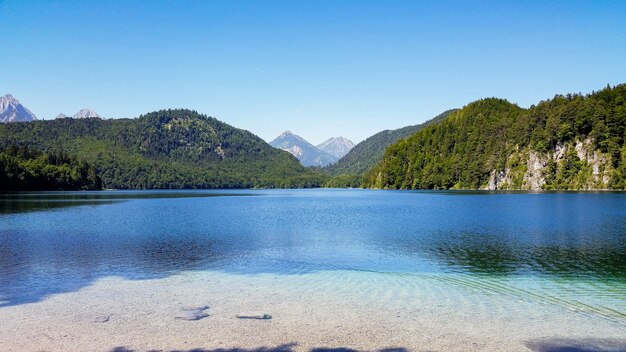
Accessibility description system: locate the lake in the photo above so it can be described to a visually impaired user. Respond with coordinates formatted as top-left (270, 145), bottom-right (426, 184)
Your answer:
top-left (1, 189), bottom-right (625, 351)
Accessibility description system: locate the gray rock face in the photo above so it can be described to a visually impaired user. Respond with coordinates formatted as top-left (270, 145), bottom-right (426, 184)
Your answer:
top-left (73, 108), bottom-right (102, 119)
top-left (269, 131), bottom-right (338, 167)
top-left (484, 137), bottom-right (613, 190)
top-left (0, 94), bottom-right (37, 123)
top-left (55, 113), bottom-right (68, 119)
top-left (317, 136), bottom-right (355, 159)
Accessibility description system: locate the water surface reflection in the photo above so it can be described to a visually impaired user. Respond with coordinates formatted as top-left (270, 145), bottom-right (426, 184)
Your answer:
top-left (0, 190), bottom-right (624, 309)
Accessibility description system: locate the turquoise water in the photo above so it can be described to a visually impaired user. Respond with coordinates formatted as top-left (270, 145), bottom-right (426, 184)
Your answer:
top-left (0, 189), bottom-right (624, 324)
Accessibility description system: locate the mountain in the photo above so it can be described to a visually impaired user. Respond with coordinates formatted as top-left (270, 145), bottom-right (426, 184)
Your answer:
top-left (317, 137), bottom-right (354, 159)
top-left (0, 94), bottom-right (37, 123)
top-left (269, 131), bottom-right (338, 167)
top-left (325, 109), bottom-right (457, 176)
top-left (53, 109), bottom-right (100, 119)
top-left (365, 84), bottom-right (626, 190)
top-left (73, 108), bottom-right (101, 119)
top-left (0, 109), bottom-right (327, 189)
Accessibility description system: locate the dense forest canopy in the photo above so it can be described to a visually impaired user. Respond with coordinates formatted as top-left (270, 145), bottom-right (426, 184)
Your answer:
top-left (365, 84), bottom-right (626, 190)
top-left (0, 144), bottom-right (102, 191)
top-left (0, 109), bottom-right (327, 189)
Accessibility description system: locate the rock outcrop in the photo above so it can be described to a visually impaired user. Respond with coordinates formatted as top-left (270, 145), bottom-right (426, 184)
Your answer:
top-left (485, 138), bottom-right (612, 190)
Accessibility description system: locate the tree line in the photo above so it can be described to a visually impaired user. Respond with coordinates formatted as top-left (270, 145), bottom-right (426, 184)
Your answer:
top-left (0, 144), bottom-right (102, 191)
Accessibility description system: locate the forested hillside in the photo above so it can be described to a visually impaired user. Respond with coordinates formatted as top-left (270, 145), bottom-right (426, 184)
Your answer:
top-left (325, 109), bottom-right (457, 176)
top-left (365, 85), bottom-right (626, 190)
top-left (0, 109), bottom-right (327, 189)
top-left (0, 144), bottom-right (102, 191)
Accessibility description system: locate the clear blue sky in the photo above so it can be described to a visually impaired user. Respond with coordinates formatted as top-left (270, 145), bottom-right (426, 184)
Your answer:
top-left (1, 1), bottom-right (625, 144)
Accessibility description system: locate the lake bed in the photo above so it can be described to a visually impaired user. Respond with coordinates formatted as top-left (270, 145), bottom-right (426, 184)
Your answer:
top-left (1, 189), bottom-right (624, 351)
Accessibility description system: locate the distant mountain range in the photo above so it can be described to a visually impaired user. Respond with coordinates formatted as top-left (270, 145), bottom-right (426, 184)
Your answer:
top-left (317, 137), bottom-right (354, 159)
top-left (73, 108), bottom-right (102, 119)
top-left (325, 109), bottom-right (457, 176)
top-left (269, 131), bottom-right (353, 167)
top-left (57, 108), bottom-right (102, 119)
top-left (0, 94), bottom-right (37, 123)
top-left (0, 93), bottom-right (103, 122)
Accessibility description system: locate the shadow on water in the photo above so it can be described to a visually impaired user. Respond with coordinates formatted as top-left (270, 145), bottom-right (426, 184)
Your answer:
top-left (0, 234), bottom-right (224, 307)
top-left (0, 192), bottom-right (254, 215)
top-left (526, 338), bottom-right (626, 352)
top-left (0, 191), bottom-right (257, 200)
top-left (109, 344), bottom-right (411, 352)
top-left (0, 191), bottom-right (254, 214)
top-left (0, 199), bottom-right (121, 214)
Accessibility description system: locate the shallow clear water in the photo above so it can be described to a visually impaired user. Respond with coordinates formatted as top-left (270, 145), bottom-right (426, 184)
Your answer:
top-left (0, 189), bottom-right (625, 324)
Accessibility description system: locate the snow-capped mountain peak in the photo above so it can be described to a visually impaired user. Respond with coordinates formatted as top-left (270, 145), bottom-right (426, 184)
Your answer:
top-left (317, 136), bottom-right (355, 159)
top-left (0, 94), bottom-right (37, 123)
top-left (72, 108), bottom-right (102, 119)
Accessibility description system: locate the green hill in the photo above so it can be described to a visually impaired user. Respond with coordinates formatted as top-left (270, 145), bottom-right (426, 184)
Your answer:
top-left (0, 109), bottom-right (327, 189)
top-left (365, 84), bottom-right (626, 190)
top-left (325, 109), bottom-right (457, 177)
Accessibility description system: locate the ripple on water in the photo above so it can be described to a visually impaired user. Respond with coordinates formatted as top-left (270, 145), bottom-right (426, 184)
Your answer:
top-left (232, 257), bottom-right (626, 329)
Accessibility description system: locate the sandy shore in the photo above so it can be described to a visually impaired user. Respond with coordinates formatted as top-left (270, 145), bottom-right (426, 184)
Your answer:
top-left (1, 270), bottom-right (624, 352)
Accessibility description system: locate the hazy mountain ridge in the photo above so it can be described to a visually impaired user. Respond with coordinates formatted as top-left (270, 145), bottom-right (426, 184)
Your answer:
top-left (269, 131), bottom-right (338, 167)
top-left (0, 94), bottom-right (37, 123)
top-left (73, 109), bottom-right (102, 119)
top-left (365, 84), bottom-right (626, 190)
top-left (0, 93), bottom-right (103, 122)
top-left (317, 136), bottom-right (354, 159)
top-left (54, 109), bottom-right (102, 119)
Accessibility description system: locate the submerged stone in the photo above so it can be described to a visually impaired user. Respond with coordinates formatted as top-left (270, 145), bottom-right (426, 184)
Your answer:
top-left (176, 305), bottom-right (209, 321)
top-left (236, 313), bottom-right (272, 320)
top-left (93, 315), bottom-right (110, 323)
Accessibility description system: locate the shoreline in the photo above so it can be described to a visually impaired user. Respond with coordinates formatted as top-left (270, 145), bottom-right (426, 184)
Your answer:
top-left (1, 270), bottom-right (624, 352)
